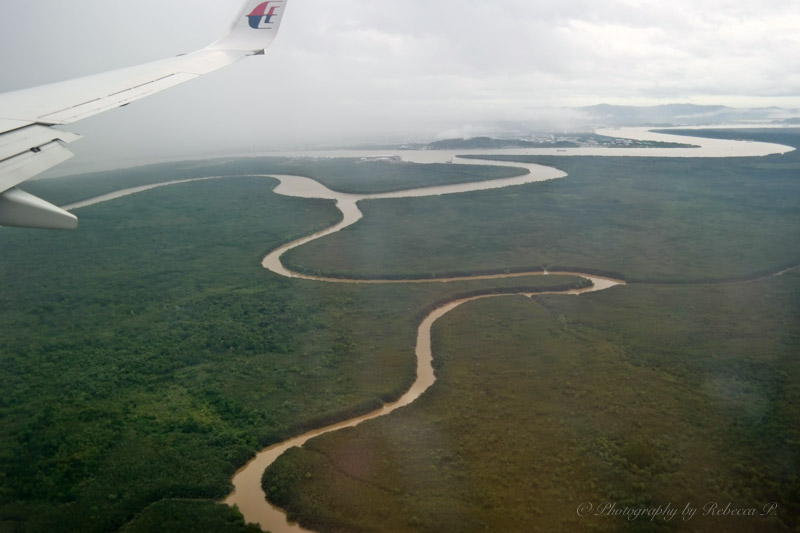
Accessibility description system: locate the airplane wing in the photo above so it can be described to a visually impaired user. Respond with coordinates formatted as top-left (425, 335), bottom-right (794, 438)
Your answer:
top-left (0, 0), bottom-right (288, 230)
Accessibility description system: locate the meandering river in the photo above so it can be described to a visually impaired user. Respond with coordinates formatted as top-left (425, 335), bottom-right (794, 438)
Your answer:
top-left (222, 274), bottom-right (623, 532)
top-left (63, 127), bottom-right (795, 532)
top-left (219, 128), bottom-right (795, 532)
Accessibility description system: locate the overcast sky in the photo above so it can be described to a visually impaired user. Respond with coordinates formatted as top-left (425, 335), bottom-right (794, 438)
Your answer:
top-left (1, 0), bottom-right (799, 171)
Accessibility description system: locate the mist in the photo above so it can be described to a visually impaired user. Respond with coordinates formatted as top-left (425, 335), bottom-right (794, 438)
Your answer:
top-left (1, 0), bottom-right (799, 174)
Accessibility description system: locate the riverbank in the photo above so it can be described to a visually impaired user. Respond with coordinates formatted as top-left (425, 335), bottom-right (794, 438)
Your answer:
top-left (225, 274), bottom-right (623, 531)
top-left (263, 272), bottom-right (799, 532)
top-left (1, 127), bottom-right (795, 532)
top-left (239, 127), bottom-right (797, 531)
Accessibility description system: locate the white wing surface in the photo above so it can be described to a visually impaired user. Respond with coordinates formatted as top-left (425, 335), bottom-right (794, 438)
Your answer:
top-left (0, 0), bottom-right (288, 229)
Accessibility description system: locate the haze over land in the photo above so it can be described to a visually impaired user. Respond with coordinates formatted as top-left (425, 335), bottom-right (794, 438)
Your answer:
top-left (1, 0), bottom-right (799, 171)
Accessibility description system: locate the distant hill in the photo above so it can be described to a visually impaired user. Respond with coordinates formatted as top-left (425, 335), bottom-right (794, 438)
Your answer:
top-left (423, 134), bottom-right (692, 150)
top-left (427, 137), bottom-right (577, 150)
top-left (337, 104), bottom-right (800, 151)
top-left (578, 103), bottom-right (795, 126)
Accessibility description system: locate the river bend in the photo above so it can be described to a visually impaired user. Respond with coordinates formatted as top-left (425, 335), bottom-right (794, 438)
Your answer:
top-left (61, 127), bottom-right (795, 532)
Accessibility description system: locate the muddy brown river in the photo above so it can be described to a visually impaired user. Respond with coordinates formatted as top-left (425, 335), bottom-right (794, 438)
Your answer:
top-left (62, 127), bottom-right (795, 532)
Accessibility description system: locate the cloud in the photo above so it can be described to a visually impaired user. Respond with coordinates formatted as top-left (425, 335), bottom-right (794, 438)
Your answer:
top-left (1, 0), bottom-right (798, 171)
top-left (271, 0), bottom-right (800, 115)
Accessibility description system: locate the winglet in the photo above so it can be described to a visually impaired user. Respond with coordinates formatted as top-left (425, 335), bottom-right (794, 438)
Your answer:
top-left (208, 0), bottom-right (289, 53)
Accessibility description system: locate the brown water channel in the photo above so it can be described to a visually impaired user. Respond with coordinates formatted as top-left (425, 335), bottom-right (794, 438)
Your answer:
top-left (60, 128), bottom-right (794, 532)
top-left (222, 274), bottom-right (623, 532)
top-left (231, 163), bottom-right (629, 531)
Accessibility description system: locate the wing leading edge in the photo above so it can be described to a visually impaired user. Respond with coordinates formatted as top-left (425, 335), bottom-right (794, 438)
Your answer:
top-left (0, 0), bottom-right (288, 229)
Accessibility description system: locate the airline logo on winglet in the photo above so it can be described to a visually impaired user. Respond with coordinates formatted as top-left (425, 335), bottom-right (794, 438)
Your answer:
top-left (248, 1), bottom-right (283, 29)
